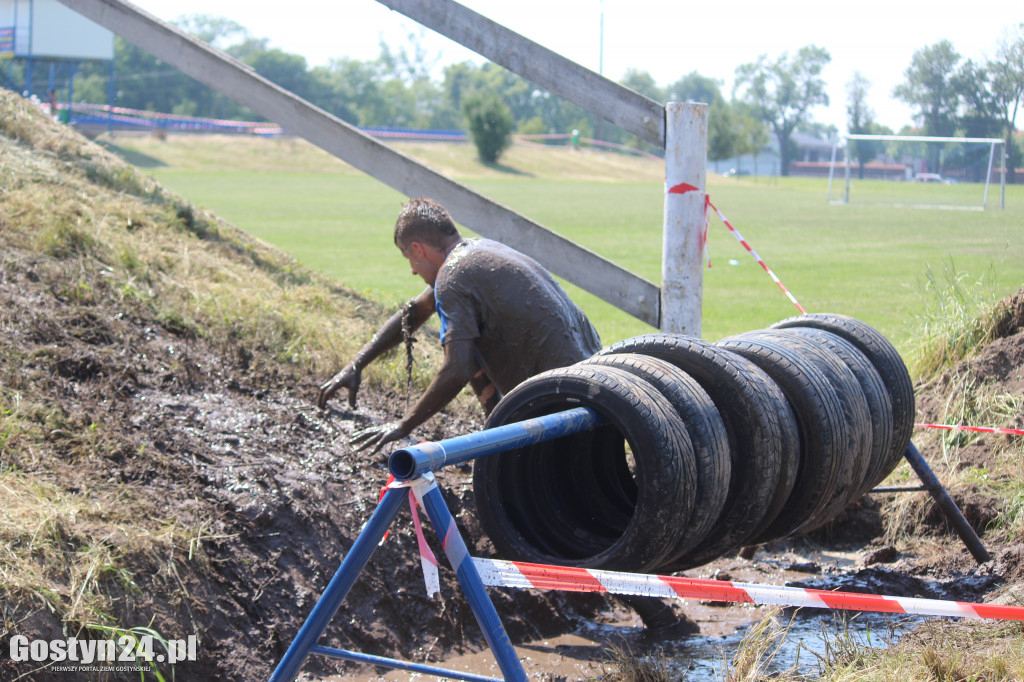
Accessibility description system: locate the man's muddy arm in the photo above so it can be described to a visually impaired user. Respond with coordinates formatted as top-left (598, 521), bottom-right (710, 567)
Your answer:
top-left (351, 337), bottom-right (476, 454)
top-left (398, 336), bottom-right (476, 432)
top-left (317, 287), bottom-right (435, 409)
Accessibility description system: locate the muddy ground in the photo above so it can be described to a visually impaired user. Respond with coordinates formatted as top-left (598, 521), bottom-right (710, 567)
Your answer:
top-left (2, 94), bottom-right (1023, 681)
top-left (0, 237), bottom-right (607, 680)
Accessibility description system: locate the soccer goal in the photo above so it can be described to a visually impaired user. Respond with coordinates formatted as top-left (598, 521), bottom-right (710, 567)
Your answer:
top-left (826, 134), bottom-right (1006, 210)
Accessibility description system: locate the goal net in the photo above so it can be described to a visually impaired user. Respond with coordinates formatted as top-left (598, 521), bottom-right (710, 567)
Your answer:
top-left (826, 135), bottom-right (1006, 210)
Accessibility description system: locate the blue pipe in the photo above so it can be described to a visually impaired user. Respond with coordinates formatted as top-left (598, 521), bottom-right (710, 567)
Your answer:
top-left (418, 481), bottom-right (528, 681)
top-left (903, 442), bottom-right (990, 564)
top-left (388, 406), bottom-right (604, 480)
top-left (308, 645), bottom-right (501, 681)
top-left (268, 486), bottom-right (408, 682)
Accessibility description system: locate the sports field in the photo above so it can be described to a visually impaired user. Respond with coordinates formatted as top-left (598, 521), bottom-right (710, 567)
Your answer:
top-left (109, 134), bottom-right (1024, 356)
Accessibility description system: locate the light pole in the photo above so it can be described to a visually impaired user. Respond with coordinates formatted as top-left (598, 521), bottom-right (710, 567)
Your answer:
top-left (596, 0), bottom-right (604, 141)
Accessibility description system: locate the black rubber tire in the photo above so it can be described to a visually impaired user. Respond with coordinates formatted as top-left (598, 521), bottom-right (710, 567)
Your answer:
top-left (716, 333), bottom-right (861, 539)
top-left (596, 335), bottom-right (795, 569)
top-left (726, 330), bottom-right (876, 533)
top-left (781, 327), bottom-right (895, 496)
top-left (581, 353), bottom-right (731, 563)
top-left (771, 313), bottom-right (914, 482)
top-left (473, 364), bottom-right (696, 571)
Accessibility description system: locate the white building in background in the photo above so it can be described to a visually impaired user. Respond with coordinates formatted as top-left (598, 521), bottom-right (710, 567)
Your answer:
top-left (1, 0), bottom-right (114, 117)
top-left (0, 0), bottom-right (113, 61)
top-left (713, 131), bottom-right (838, 178)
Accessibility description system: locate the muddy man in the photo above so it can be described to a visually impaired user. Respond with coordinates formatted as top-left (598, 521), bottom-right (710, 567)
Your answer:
top-left (317, 196), bottom-right (601, 454)
top-left (317, 197), bottom-right (689, 630)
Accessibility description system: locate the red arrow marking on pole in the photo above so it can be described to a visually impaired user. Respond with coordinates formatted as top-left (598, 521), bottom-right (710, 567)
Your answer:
top-left (668, 182), bottom-right (700, 194)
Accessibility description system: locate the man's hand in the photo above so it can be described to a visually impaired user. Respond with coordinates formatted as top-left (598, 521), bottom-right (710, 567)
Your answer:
top-left (350, 421), bottom-right (408, 455)
top-left (317, 363), bottom-right (361, 409)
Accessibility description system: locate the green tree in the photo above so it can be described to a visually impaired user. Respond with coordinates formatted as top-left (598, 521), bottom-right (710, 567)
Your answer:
top-left (246, 49), bottom-right (312, 100)
top-left (666, 71), bottom-right (722, 105)
top-left (313, 57), bottom-right (387, 126)
top-left (176, 14), bottom-right (248, 48)
top-left (619, 69), bottom-right (664, 102)
top-left (846, 72), bottom-right (885, 178)
top-left (893, 40), bottom-right (963, 169)
top-left (462, 92), bottom-right (514, 163)
top-left (707, 101), bottom-right (741, 168)
top-left (988, 24), bottom-right (1024, 182)
top-left (734, 45), bottom-right (831, 176)
top-left (955, 59), bottom-right (1005, 180)
top-left (735, 103), bottom-right (771, 175)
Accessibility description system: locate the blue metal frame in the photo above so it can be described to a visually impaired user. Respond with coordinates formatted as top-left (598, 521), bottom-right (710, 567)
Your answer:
top-left (268, 485), bottom-right (409, 682)
top-left (268, 408), bottom-right (604, 682)
top-left (416, 477), bottom-right (525, 679)
top-left (389, 406), bottom-right (602, 480)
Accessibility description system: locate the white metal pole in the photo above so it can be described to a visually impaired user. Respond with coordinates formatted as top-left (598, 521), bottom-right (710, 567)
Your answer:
top-left (983, 141), bottom-right (995, 209)
top-left (661, 101), bottom-right (708, 336)
top-left (1001, 142), bottom-right (1006, 210)
top-left (826, 140), bottom-right (837, 202)
top-left (844, 138), bottom-right (851, 204)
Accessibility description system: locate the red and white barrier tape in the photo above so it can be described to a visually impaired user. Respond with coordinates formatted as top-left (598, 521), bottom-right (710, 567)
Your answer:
top-left (472, 558), bottom-right (1024, 621)
top-left (409, 491), bottom-right (441, 597)
top-left (703, 195), bottom-right (712, 268)
top-left (377, 474), bottom-right (441, 596)
top-left (707, 199), bottom-right (806, 314)
top-left (916, 423), bottom-right (1024, 437)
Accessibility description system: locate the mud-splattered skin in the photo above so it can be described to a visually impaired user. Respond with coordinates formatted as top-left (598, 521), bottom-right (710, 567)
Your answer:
top-left (434, 238), bottom-right (602, 395)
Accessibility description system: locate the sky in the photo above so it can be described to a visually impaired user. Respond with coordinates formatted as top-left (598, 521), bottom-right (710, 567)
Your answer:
top-left (129, 0), bottom-right (1023, 136)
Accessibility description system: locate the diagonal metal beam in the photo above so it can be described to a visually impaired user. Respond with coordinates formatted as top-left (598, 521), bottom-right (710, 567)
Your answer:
top-left (377, 0), bottom-right (666, 148)
top-left (55, 0), bottom-right (661, 327)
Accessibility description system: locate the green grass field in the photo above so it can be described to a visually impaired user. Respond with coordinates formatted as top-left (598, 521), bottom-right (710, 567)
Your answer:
top-left (105, 134), bottom-right (1024, 357)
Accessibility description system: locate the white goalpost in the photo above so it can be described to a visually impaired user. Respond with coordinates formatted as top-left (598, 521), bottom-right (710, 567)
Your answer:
top-left (826, 134), bottom-right (1007, 210)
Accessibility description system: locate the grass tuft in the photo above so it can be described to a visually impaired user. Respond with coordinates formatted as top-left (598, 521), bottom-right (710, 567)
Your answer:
top-left (723, 608), bottom-right (799, 681)
top-left (908, 261), bottom-right (1003, 381)
top-left (599, 641), bottom-right (676, 681)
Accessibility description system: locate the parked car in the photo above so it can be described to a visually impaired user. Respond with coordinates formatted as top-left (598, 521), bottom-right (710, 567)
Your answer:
top-left (914, 173), bottom-right (953, 183)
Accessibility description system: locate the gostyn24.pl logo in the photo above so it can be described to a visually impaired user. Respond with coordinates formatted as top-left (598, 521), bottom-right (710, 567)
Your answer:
top-left (9, 634), bottom-right (197, 665)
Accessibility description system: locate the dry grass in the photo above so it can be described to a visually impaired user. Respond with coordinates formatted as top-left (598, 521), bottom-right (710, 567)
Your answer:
top-left (0, 89), bottom-right (447, 636)
top-left (722, 608), bottom-right (800, 681)
top-left (598, 642), bottom-right (677, 681)
top-left (906, 262), bottom-right (1004, 382)
top-left (810, 617), bottom-right (1024, 681)
top-left (0, 470), bottom-right (210, 634)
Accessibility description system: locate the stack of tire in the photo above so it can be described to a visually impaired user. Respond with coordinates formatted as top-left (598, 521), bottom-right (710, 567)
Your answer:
top-left (473, 313), bottom-right (915, 573)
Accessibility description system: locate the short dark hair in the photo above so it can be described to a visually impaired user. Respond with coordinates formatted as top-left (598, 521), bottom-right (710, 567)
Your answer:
top-left (393, 197), bottom-right (459, 248)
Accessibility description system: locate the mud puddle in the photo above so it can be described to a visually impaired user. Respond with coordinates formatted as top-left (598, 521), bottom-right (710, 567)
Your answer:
top-left (306, 547), bottom-right (995, 680)
top-left (324, 608), bottom-right (917, 681)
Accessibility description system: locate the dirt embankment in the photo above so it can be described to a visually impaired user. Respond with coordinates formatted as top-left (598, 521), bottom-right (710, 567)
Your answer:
top-left (0, 91), bottom-right (611, 681)
top-left (2, 89), bottom-right (1023, 681)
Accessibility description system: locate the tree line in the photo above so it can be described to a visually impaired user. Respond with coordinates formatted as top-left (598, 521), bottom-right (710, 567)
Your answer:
top-left (10, 16), bottom-right (1022, 177)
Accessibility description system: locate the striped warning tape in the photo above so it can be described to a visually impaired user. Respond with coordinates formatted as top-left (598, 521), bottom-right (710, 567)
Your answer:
top-left (472, 558), bottom-right (1024, 621)
top-left (707, 199), bottom-right (807, 314)
top-left (916, 422), bottom-right (1024, 437)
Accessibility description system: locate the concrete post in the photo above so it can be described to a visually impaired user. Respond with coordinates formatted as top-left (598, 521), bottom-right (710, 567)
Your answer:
top-left (661, 102), bottom-right (708, 335)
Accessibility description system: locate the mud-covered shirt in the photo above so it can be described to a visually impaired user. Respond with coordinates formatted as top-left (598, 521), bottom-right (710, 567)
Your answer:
top-left (434, 238), bottom-right (601, 395)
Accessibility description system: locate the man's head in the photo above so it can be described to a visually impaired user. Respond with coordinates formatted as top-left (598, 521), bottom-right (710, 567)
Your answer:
top-left (394, 197), bottom-right (461, 286)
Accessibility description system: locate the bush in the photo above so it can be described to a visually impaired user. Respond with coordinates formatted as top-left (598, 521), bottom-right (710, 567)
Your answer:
top-left (462, 93), bottom-right (514, 163)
